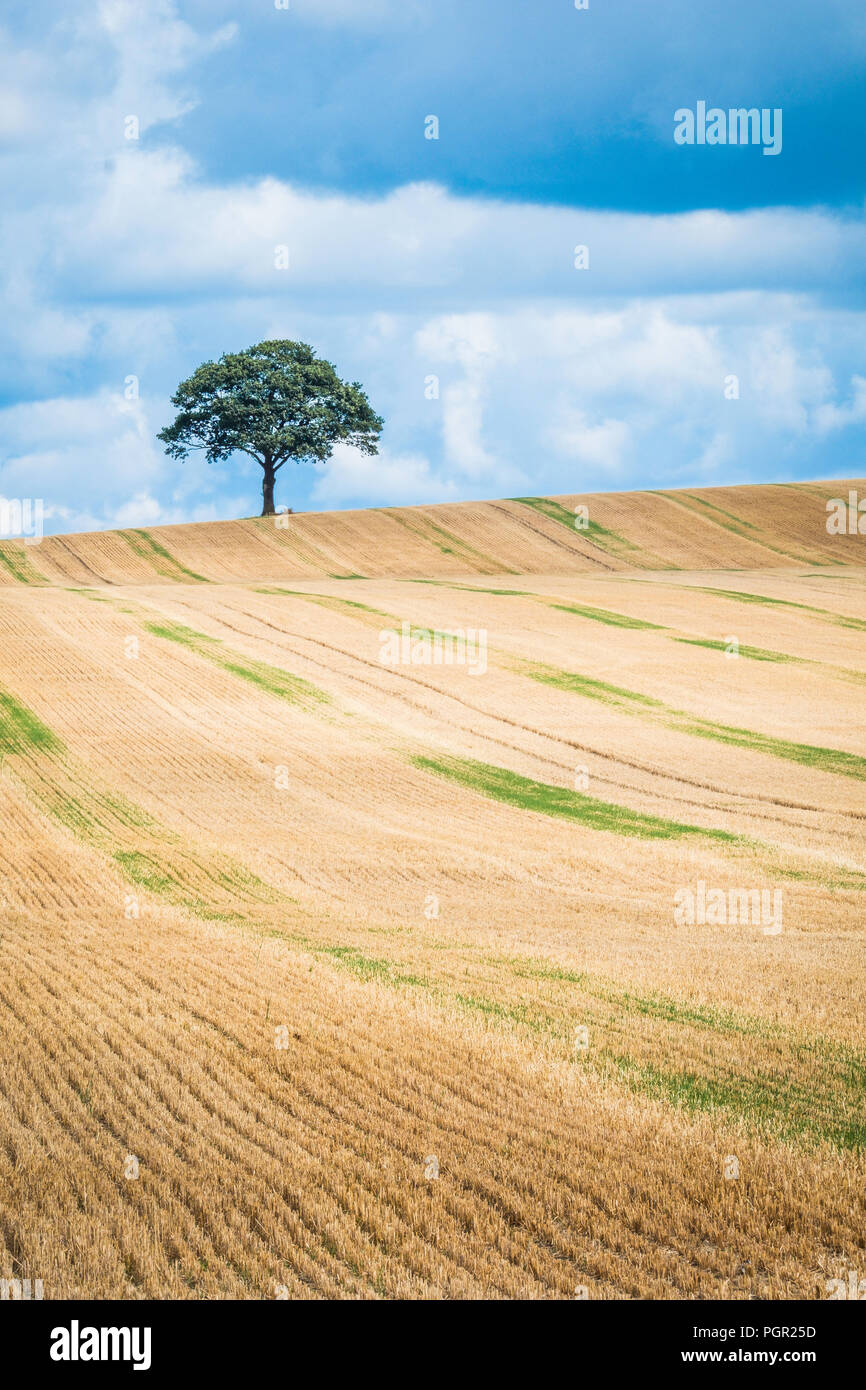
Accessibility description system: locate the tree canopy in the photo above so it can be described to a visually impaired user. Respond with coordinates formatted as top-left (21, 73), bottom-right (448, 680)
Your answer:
top-left (157, 340), bottom-right (384, 515)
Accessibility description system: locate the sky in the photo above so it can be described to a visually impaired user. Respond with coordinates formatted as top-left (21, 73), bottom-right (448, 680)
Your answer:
top-left (0, 0), bottom-right (864, 533)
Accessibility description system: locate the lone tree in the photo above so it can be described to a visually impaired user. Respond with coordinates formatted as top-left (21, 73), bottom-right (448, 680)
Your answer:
top-left (157, 340), bottom-right (384, 516)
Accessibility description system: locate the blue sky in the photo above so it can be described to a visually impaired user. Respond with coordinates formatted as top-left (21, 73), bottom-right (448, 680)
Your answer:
top-left (0, 0), bottom-right (864, 533)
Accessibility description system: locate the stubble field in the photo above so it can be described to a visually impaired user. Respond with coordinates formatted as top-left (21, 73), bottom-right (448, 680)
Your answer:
top-left (0, 480), bottom-right (864, 1299)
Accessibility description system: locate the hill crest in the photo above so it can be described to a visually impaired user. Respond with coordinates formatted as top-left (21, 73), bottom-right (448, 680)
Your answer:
top-left (1, 479), bottom-right (863, 586)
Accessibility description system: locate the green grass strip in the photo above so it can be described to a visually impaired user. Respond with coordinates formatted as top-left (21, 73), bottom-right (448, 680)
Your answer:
top-left (142, 620), bottom-right (219, 647)
top-left (113, 850), bottom-right (178, 896)
top-left (316, 945), bottom-right (427, 987)
top-left (682, 585), bottom-right (866, 631)
top-left (550, 602), bottom-right (665, 630)
top-left (604, 1052), bottom-right (864, 1152)
top-left (405, 578), bottom-right (535, 597)
top-left (649, 491), bottom-right (813, 565)
top-left (678, 715), bottom-right (866, 779)
top-left (0, 675), bottom-right (287, 918)
top-left (0, 688), bottom-right (65, 755)
top-left (0, 543), bottom-right (45, 585)
top-left (112, 848), bottom-right (280, 913)
top-left (118, 529), bottom-right (209, 583)
top-left (510, 496), bottom-right (650, 561)
top-left (515, 659), bottom-right (665, 710)
top-left (510, 496), bottom-right (587, 530)
top-left (381, 509), bottom-right (516, 574)
top-left (253, 588), bottom-right (393, 621)
top-left (283, 929), bottom-right (865, 1152)
top-left (411, 752), bottom-right (737, 841)
top-left (143, 619), bottom-right (331, 710)
top-left (674, 637), bottom-right (795, 663)
top-left (519, 657), bottom-right (866, 780)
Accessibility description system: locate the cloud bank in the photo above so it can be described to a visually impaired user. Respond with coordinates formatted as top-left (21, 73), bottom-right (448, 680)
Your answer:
top-left (0, 0), bottom-right (863, 533)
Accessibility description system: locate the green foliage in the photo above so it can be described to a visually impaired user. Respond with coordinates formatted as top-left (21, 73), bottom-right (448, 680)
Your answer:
top-left (157, 340), bottom-right (383, 514)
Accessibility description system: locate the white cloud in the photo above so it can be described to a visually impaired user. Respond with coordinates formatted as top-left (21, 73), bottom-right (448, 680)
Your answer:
top-left (0, 389), bottom-right (199, 531)
top-left (813, 374), bottom-right (866, 433)
top-left (45, 159), bottom-right (866, 306)
top-left (415, 314), bottom-right (503, 478)
top-left (83, 1), bottom-right (238, 152)
top-left (548, 410), bottom-right (631, 471)
top-left (439, 379), bottom-right (498, 477)
top-left (741, 328), bottom-right (830, 433)
top-left (112, 491), bottom-right (164, 526)
top-left (310, 442), bottom-right (459, 507)
top-left (693, 431), bottom-right (734, 475)
top-left (3, 293), bottom-right (863, 527)
top-left (0, 0), bottom-right (864, 526)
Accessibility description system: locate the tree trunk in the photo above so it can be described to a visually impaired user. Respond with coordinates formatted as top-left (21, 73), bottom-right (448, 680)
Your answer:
top-left (261, 462), bottom-right (276, 516)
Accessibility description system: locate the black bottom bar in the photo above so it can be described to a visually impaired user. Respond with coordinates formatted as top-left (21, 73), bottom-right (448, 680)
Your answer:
top-left (3, 1298), bottom-right (857, 1377)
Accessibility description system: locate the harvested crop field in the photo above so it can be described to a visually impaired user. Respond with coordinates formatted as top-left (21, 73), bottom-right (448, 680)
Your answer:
top-left (1, 479), bottom-right (864, 1300)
